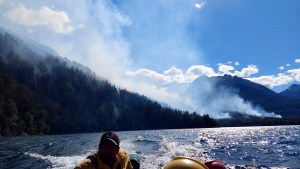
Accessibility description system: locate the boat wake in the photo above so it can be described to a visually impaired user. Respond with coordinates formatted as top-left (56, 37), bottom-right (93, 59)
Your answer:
top-left (24, 152), bottom-right (86, 169)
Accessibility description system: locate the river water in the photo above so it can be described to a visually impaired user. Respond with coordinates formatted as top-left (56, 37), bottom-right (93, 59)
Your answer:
top-left (0, 126), bottom-right (299, 169)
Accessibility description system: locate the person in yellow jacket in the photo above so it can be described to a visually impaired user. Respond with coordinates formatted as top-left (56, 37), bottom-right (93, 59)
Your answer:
top-left (75, 131), bottom-right (133, 169)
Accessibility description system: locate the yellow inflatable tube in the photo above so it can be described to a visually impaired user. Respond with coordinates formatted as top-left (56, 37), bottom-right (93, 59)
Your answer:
top-left (163, 156), bottom-right (209, 169)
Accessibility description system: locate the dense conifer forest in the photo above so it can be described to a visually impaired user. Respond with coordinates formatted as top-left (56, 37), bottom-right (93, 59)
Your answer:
top-left (0, 31), bottom-right (218, 136)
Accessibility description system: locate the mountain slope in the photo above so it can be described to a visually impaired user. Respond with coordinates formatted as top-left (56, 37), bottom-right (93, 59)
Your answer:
top-left (0, 72), bottom-right (49, 135)
top-left (0, 28), bottom-right (217, 136)
top-left (190, 75), bottom-right (300, 118)
top-left (280, 84), bottom-right (300, 99)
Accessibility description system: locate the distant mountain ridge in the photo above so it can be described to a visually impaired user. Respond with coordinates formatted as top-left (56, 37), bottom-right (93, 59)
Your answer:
top-left (280, 84), bottom-right (300, 99)
top-left (190, 74), bottom-right (300, 118)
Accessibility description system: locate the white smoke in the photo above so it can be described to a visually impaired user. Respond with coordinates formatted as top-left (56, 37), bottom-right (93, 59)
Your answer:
top-left (191, 82), bottom-right (280, 118)
top-left (1, 0), bottom-right (132, 84)
top-left (124, 67), bottom-right (282, 119)
top-left (0, 1), bottom-right (287, 119)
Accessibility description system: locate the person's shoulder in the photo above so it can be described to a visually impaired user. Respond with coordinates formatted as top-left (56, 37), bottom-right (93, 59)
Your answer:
top-left (118, 149), bottom-right (130, 156)
top-left (74, 158), bottom-right (95, 169)
top-left (117, 149), bottom-right (133, 169)
top-left (117, 149), bottom-right (130, 160)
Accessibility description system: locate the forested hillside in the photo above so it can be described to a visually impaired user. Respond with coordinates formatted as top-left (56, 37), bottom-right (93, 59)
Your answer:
top-left (0, 30), bottom-right (217, 136)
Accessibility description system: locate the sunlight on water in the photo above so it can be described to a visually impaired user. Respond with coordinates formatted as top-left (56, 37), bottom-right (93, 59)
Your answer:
top-left (1, 126), bottom-right (299, 169)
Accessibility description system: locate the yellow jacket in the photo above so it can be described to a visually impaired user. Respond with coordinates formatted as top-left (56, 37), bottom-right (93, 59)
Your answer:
top-left (75, 149), bottom-right (133, 169)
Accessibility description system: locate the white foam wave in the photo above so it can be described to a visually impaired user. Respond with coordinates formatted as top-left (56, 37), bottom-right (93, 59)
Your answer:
top-left (139, 137), bottom-right (210, 169)
top-left (24, 152), bottom-right (86, 169)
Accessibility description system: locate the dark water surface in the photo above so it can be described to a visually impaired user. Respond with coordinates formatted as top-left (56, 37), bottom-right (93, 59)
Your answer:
top-left (1, 126), bottom-right (299, 169)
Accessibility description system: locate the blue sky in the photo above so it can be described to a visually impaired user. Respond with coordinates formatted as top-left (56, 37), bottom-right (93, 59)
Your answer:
top-left (0, 0), bottom-right (300, 116)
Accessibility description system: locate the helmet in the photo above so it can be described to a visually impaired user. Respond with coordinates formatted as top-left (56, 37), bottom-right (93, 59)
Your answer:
top-left (204, 160), bottom-right (226, 169)
top-left (163, 156), bottom-right (209, 169)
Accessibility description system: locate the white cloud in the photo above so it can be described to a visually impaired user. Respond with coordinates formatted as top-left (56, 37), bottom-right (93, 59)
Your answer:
top-left (226, 61), bottom-right (239, 66)
top-left (233, 64), bottom-right (259, 77)
top-left (287, 68), bottom-right (300, 81)
top-left (164, 66), bottom-right (183, 76)
top-left (286, 64), bottom-right (290, 67)
top-left (278, 66), bottom-right (284, 70)
top-left (218, 63), bottom-right (234, 74)
top-left (195, 2), bottom-right (206, 9)
top-left (125, 69), bottom-right (167, 85)
top-left (226, 61), bottom-right (239, 65)
top-left (125, 65), bottom-right (218, 86)
top-left (239, 67), bottom-right (300, 89)
top-left (212, 63), bottom-right (259, 77)
top-left (295, 59), bottom-right (300, 63)
top-left (247, 73), bottom-right (294, 88)
top-left (125, 67), bottom-right (186, 85)
top-left (4, 4), bottom-right (74, 34)
top-left (163, 66), bottom-right (187, 84)
top-left (186, 65), bottom-right (216, 77)
top-left (125, 64), bottom-right (260, 89)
